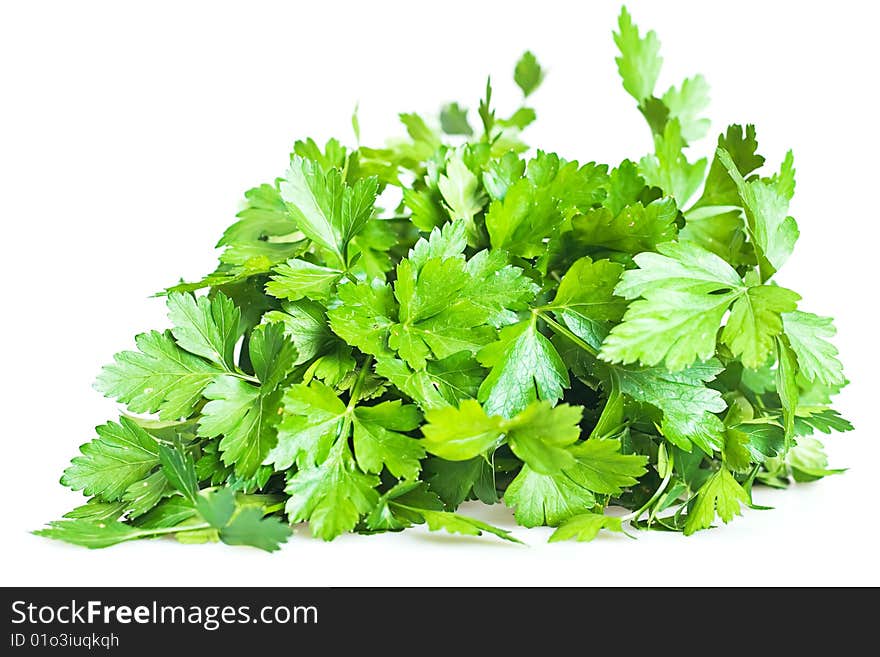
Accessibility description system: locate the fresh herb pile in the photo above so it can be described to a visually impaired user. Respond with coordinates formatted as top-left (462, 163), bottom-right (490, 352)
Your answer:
top-left (38, 8), bottom-right (851, 551)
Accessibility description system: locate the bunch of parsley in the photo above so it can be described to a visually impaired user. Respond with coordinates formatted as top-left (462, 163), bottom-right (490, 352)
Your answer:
top-left (38, 8), bottom-right (851, 551)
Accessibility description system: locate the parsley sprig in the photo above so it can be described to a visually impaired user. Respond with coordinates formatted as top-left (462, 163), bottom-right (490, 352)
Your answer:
top-left (37, 7), bottom-right (851, 551)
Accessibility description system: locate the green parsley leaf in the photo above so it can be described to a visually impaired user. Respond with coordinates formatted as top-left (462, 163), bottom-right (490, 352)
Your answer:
top-left (62, 418), bottom-right (160, 501)
top-left (602, 241), bottom-right (800, 371)
top-left (718, 147), bottom-right (799, 277)
top-left (612, 359), bottom-right (727, 454)
top-left (280, 156), bottom-right (378, 266)
top-left (375, 352), bottom-right (484, 410)
top-left (566, 438), bottom-right (648, 495)
top-left (478, 320), bottom-right (569, 418)
top-left (437, 152), bottom-right (487, 244)
top-left (353, 401), bottom-right (425, 480)
top-left (514, 51), bottom-right (544, 97)
top-left (684, 468), bottom-right (749, 535)
top-left (485, 176), bottom-right (561, 258)
top-left (284, 439), bottom-right (380, 540)
top-left (572, 197), bottom-right (678, 256)
top-left (548, 512), bottom-right (624, 543)
top-left (34, 520), bottom-right (155, 549)
top-left (421, 399), bottom-right (505, 460)
top-left (662, 75), bottom-right (710, 143)
top-left (614, 6), bottom-right (662, 102)
top-left (503, 465), bottom-right (596, 528)
top-left (265, 259), bottom-right (343, 302)
top-left (167, 292), bottom-right (242, 370)
top-left (439, 102), bottom-right (473, 136)
top-left (158, 443), bottom-right (199, 504)
top-left (95, 330), bottom-right (224, 421)
top-left (640, 119), bottom-right (707, 206)
top-left (782, 311), bottom-right (846, 387)
top-left (197, 489), bottom-right (291, 552)
top-left (417, 509), bottom-right (521, 543)
top-left (543, 257), bottom-right (627, 350)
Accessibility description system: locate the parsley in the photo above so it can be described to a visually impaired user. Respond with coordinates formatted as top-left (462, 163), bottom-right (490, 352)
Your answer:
top-left (37, 7), bottom-right (852, 550)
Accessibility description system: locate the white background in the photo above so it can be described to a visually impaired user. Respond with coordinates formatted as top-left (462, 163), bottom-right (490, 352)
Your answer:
top-left (2, 0), bottom-right (878, 586)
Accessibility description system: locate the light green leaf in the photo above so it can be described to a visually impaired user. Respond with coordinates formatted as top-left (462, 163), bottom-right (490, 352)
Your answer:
top-left (602, 288), bottom-right (736, 371)
top-left (421, 399), bottom-right (505, 460)
top-left (662, 75), bottom-right (710, 143)
top-left (722, 285), bottom-right (800, 369)
top-left (717, 147), bottom-right (799, 276)
top-left (463, 249), bottom-right (540, 327)
top-left (353, 401), bottom-right (425, 480)
top-left (199, 377), bottom-right (281, 478)
top-left (248, 322), bottom-right (297, 390)
top-left (692, 124), bottom-right (765, 208)
top-left (503, 465), bottom-right (596, 527)
top-left (478, 320), bottom-right (569, 418)
top-left (416, 509), bottom-right (522, 543)
top-left (438, 153), bottom-right (486, 244)
top-left (34, 520), bottom-right (155, 549)
top-left (485, 176), bottom-right (561, 258)
top-left (614, 240), bottom-right (744, 299)
top-left (265, 381), bottom-right (346, 470)
top-left (601, 241), bottom-right (746, 370)
top-left (788, 436), bottom-right (845, 482)
top-left (505, 401), bottom-right (583, 475)
top-left (572, 197), bottom-right (678, 255)
top-left (606, 159), bottom-right (646, 216)
top-left (776, 335), bottom-right (800, 448)
top-left (385, 230), bottom-right (535, 369)
top-left (639, 119), bottom-right (707, 206)
top-left (61, 418), bottom-right (159, 501)
top-left (613, 6), bottom-right (662, 102)
top-left (158, 442), bottom-right (199, 503)
top-left (95, 330), bottom-right (224, 420)
top-left (284, 440), bottom-right (379, 541)
top-left (63, 500), bottom-right (127, 523)
top-left (280, 155), bottom-right (378, 264)
top-left (167, 292), bottom-right (241, 370)
top-left (327, 280), bottom-right (397, 358)
top-left (684, 468), bottom-right (749, 535)
top-left (263, 300), bottom-right (334, 365)
top-left (544, 256), bottom-right (627, 350)
top-left (567, 439), bottom-right (648, 495)
top-left (122, 469), bottom-right (173, 518)
top-left (782, 311), bottom-right (846, 387)
top-left (548, 513), bottom-right (623, 543)
top-left (399, 112), bottom-right (441, 151)
top-left (439, 102), bottom-right (473, 136)
top-left (514, 50), bottom-right (544, 97)
top-left (375, 351), bottom-right (484, 410)
top-left (266, 259), bottom-right (343, 301)
top-left (613, 359), bottom-right (727, 454)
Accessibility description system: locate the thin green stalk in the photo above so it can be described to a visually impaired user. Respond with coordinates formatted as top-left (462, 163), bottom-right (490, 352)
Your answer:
top-left (338, 355), bottom-right (374, 442)
top-left (622, 458), bottom-right (674, 524)
top-left (536, 310), bottom-right (598, 357)
top-left (229, 371), bottom-right (260, 384)
top-left (133, 522), bottom-right (211, 539)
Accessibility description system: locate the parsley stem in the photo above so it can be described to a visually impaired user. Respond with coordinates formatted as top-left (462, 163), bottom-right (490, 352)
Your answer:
top-left (338, 355), bottom-right (374, 442)
top-left (132, 523), bottom-right (212, 539)
top-left (229, 371), bottom-right (260, 384)
top-left (536, 311), bottom-right (599, 357)
top-left (347, 355), bottom-right (374, 411)
top-left (621, 453), bottom-right (674, 524)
